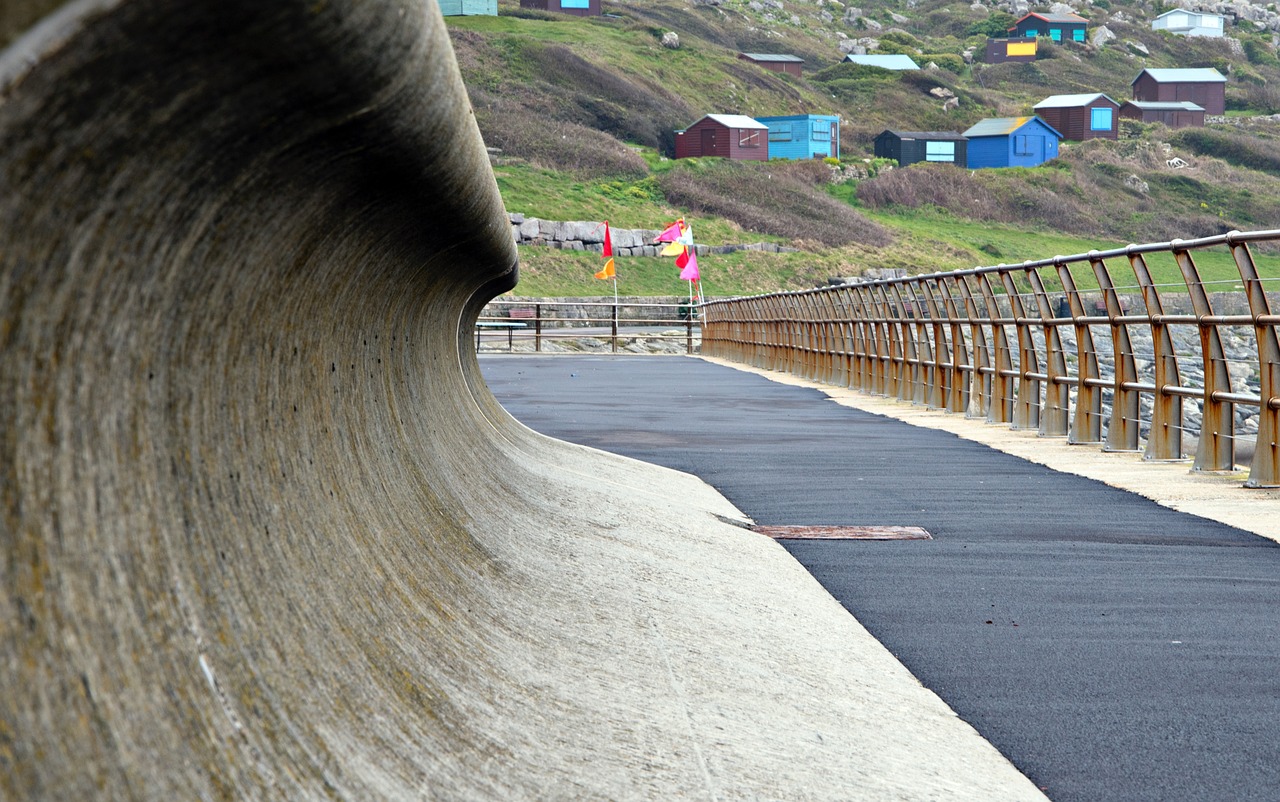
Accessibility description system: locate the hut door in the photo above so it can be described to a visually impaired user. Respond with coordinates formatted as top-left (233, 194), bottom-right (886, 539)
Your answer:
top-left (701, 127), bottom-right (717, 156)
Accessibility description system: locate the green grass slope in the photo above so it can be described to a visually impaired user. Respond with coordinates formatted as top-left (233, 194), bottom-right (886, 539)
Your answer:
top-left (450, 0), bottom-right (1280, 297)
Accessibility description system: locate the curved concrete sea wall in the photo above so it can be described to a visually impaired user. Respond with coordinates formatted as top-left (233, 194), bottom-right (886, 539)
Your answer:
top-left (0, 2), bottom-right (1046, 798)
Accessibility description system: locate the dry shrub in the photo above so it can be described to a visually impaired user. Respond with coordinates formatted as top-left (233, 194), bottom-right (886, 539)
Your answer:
top-left (860, 161), bottom-right (1102, 235)
top-left (1169, 127), bottom-right (1280, 174)
top-left (522, 44), bottom-right (691, 150)
top-left (858, 162), bottom-right (1002, 217)
top-left (476, 106), bottom-right (648, 178)
top-left (658, 160), bottom-right (891, 248)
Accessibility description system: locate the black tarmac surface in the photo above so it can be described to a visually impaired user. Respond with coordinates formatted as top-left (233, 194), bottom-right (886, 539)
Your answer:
top-left (481, 354), bottom-right (1280, 802)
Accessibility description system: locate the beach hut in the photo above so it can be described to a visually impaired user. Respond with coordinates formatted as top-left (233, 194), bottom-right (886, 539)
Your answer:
top-left (757, 115), bottom-right (841, 160)
top-left (985, 37), bottom-right (1038, 63)
top-left (1033, 93), bottom-right (1119, 141)
top-left (962, 116), bottom-right (1062, 168)
top-left (1131, 68), bottom-right (1226, 116)
top-left (1008, 12), bottom-right (1089, 43)
top-left (519, 0), bottom-right (601, 16)
top-left (843, 54), bottom-right (921, 70)
top-left (440, 0), bottom-right (497, 14)
top-left (738, 53), bottom-right (805, 77)
top-left (1119, 100), bottom-right (1206, 128)
top-left (873, 130), bottom-right (968, 167)
top-left (1151, 9), bottom-right (1225, 37)
top-left (674, 114), bottom-right (769, 161)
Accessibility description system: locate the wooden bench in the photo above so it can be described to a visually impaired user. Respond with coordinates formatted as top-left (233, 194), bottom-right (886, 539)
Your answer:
top-left (509, 307), bottom-right (536, 320)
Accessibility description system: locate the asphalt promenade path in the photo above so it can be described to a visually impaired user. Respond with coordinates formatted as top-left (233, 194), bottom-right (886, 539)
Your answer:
top-left (480, 354), bottom-right (1280, 802)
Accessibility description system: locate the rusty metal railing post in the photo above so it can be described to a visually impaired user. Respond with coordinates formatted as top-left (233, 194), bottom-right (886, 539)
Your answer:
top-left (1175, 245), bottom-right (1235, 471)
top-left (897, 283), bottom-right (923, 404)
top-left (919, 281), bottom-right (948, 409)
top-left (956, 275), bottom-right (991, 419)
top-left (874, 284), bottom-right (900, 398)
top-left (1090, 255), bottom-right (1141, 451)
top-left (1027, 266), bottom-right (1070, 437)
top-left (1129, 252), bottom-right (1183, 461)
top-left (1056, 261), bottom-right (1102, 445)
top-left (978, 274), bottom-right (1014, 424)
top-left (940, 276), bottom-right (971, 414)
top-left (847, 284), bottom-right (871, 393)
top-left (1000, 271), bottom-right (1040, 430)
top-left (903, 284), bottom-right (931, 406)
top-left (835, 286), bottom-right (855, 389)
top-left (851, 285), bottom-right (872, 392)
top-left (1229, 233), bottom-right (1280, 487)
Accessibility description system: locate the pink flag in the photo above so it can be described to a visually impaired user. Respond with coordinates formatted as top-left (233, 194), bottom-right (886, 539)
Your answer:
top-left (679, 249), bottom-right (700, 282)
top-left (654, 219), bottom-right (684, 243)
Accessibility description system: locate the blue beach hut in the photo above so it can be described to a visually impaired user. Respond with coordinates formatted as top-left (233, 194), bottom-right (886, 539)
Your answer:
top-left (756, 115), bottom-right (841, 160)
top-left (962, 116), bottom-right (1062, 168)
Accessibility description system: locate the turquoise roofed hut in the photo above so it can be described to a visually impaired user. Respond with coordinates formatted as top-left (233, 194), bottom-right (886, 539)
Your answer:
top-left (440, 0), bottom-right (497, 14)
top-left (756, 115), bottom-right (840, 160)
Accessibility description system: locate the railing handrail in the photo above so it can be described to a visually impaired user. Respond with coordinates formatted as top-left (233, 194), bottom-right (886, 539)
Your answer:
top-left (475, 299), bottom-right (701, 355)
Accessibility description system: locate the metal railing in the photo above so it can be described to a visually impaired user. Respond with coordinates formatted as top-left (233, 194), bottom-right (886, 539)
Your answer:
top-left (476, 300), bottom-right (701, 354)
top-left (702, 229), bottom-right (1280, 488)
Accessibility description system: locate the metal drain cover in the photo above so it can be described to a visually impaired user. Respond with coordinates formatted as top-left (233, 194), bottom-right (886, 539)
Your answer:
top-left (750, 525), bottom-right (933, 541)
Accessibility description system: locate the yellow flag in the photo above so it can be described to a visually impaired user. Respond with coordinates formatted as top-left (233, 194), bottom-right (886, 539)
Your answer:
top-left (594, 258), bottom-right (615, 280)
top-left (659, 241), bottom-right (685, 257)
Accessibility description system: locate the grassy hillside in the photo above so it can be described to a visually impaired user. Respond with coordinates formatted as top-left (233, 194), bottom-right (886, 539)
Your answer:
top-left (448, 0), bottom-right (1280, 297)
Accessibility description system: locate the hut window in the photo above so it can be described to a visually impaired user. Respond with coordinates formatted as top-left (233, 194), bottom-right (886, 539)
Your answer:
top-left (739, 130), bottom-right (761, 147)
top-left (561, 0), bottom-right (590, 6)
top-left (1049, 28), bottom-right (1062, 41)
top-left (1204, 15), bottom-right (1221, 27)
top-left (812, 125), bottom-right (831, 142)
top-left (1072, 28), bottom-right (1085, 41)
top-left (1025, 27), bottom-right (1038, 36)
top-left (1014, 135), bottom-right (1038, 156)
top-left (925, 141), bottom-right (955, 161)
top-left (769, 124), bottom-right (793, 142)
top-left (1090, 107), bottom-right (1113, 130)
top-left (1008, 41), bottom-right (1036, 56)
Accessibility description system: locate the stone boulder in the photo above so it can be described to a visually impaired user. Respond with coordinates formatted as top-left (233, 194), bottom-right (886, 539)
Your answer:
top-left (1125, 38), bottom-right (1149, 56)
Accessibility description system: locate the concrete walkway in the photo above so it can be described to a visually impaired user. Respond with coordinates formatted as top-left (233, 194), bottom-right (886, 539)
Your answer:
top-left (482, 354), bottom-right (1280, 802)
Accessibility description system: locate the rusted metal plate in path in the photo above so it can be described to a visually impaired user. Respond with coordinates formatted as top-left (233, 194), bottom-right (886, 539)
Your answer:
top-left (751, 525), bottom-right (933, 541)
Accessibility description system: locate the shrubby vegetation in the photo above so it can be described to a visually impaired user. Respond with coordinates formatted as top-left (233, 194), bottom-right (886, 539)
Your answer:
top-left (658, 160), bottom-right (891, 248)
top-left (446, 0), bottom-right (1280, 292)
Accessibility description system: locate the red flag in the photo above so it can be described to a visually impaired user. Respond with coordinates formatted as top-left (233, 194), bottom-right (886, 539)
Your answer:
top-left (675, 248), bottom-right (690, 270)
top-left (594, 221), bottom-right (615, 280)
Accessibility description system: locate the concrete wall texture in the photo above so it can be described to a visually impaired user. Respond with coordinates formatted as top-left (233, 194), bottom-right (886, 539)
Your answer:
top-left (0, 1), bottom-right (1047, 798)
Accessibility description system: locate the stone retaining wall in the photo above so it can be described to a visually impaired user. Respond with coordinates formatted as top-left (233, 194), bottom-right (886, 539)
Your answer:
top-left (509, 213), bottom-right (799, 256)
